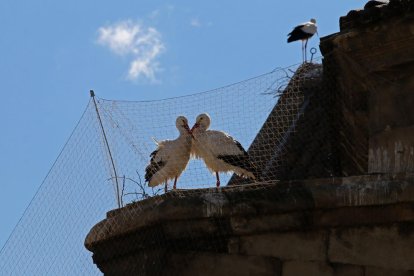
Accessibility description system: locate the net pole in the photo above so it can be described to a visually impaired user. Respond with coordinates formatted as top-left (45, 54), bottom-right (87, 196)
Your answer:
top-left (90, 90), bottom-right (122, 208)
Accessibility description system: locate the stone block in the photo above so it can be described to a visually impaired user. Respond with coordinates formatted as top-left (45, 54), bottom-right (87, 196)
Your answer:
top-left (227, 237), bottom-right (240, 254)
top-left (369, 126), bottom-right (414, 173)
top-left (230, 212), bottom-right (309, 235)
top-left (282, 261), bottom-right (333, 276)
top-left (365, 266), bottom-right (414, 276)
top-left (239, 231), bottom-right (327, 261)
top-left (167, 253), bottom-right (281, 276)
top-left (331, 263), bottom-right (364, 276)
top-left (314, 203), bottom-right (414, 228)
top-left (99, 250), bottom-right (166, 276)
top-left (162, 218), bottom-right (221, 239)
top-left (329, 224), bottom-right (414, 270)
top-left (305, 174), bottom-right (414, 209)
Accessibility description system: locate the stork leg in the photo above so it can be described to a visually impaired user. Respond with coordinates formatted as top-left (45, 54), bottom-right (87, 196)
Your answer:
top-left (215, 172), bottom-right (221, 188)
top-left (173, 176), bottom-right (178, 190)
top-left (164, 181), bottom-right (168, 193)
top-left (304, 39), bottom-right (309, 62)
top-left (301, 40), bottom-right (305, 63)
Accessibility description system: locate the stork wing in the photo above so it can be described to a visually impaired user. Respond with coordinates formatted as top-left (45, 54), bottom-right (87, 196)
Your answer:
top-left (288, 24), bottom-right (305, 36)
top-left (203, 130), bottom-right (247, 157)
top-left (206, 131), bottom-right (257, 177)
top-left (145, 141), bottom-right (172, 182)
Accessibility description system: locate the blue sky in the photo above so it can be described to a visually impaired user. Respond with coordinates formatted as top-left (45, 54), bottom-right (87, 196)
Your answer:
top-left (0, 0), bottom-right (361, 251)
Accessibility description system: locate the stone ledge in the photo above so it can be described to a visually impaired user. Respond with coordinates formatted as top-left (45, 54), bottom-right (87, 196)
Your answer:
top-left (85, 174), bottom-right (414, 252)
top-left (84, 174), bottom-right (414, 274)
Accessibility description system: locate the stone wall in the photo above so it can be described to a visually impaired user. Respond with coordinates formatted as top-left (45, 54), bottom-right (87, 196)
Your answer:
top-left (85, 174), bottom-right (414, 275)
top-left (236, 0), bottom-right (414, 181)
top-left (320, 0), bottom-right (414, 174)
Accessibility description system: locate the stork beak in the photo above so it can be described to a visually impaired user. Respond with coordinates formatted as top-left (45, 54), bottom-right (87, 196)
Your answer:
top-left (184, 124), bottom-right (194, 138)
top-left (190, 123), bottom-right (199, 139)
top-left (190, 123), bottom-right (199, 132)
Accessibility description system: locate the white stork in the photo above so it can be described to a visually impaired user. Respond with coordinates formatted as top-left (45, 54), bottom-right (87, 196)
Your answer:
top-left (190, 113), bottom-right (257, 187)
top-left (145, 116), bottom-right (193, 192)
top-left (287, 18), bottom-right (318, 63)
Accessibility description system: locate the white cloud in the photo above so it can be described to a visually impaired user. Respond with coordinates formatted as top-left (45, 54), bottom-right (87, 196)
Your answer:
top-left (97, 20), bottom-right (165, 82)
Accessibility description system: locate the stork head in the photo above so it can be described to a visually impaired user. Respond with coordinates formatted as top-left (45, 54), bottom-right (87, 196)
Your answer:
top-left (176, 116), bottom-right (192, 136)
top-left (310, 18), bottom-right (318, 36)
top-left (191, 113), bottom-right (211, 133)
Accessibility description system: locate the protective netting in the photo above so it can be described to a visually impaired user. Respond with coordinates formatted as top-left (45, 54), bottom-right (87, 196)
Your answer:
top-left (88, 62), bottom-right (326, 204)
top-left (0, 104), bottom-right (112, 275)
top-left (0, 58), bottom-right (356, 275)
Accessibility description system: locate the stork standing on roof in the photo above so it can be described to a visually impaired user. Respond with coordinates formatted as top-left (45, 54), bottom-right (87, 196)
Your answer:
top-left (145, 116), bottom-right (193, 192)
top-left (190, 113), bottom-right (257, 187)
top-left (287, 18), bottom-right (318, 63)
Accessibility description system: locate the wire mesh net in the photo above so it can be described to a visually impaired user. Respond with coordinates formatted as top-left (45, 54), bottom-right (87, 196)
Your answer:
top-left (87, 62), bottom-right (326, 204)
top-left (0, 104), bottom-right (112, 275)
top-left (0, 58), bottom-right (369, 275)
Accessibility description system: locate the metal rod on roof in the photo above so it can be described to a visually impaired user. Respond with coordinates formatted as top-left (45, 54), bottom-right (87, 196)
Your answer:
top-left (90, 90), bottom-right (122, 208)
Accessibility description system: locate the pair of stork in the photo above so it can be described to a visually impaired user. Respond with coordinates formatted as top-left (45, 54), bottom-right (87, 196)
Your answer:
top-left (145, 113), bottom-right (257, 191)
